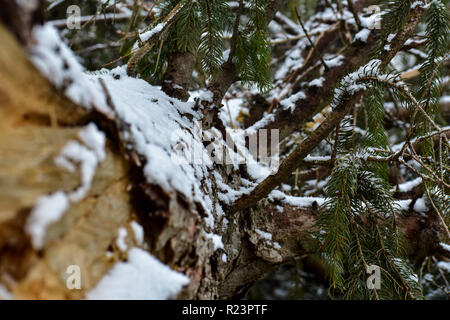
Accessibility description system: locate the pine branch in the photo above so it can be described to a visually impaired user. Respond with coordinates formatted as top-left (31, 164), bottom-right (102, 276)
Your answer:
top-left (200, 0), bottom-right (283, 128)
top-left (126, 0), bottom-right (184, 77)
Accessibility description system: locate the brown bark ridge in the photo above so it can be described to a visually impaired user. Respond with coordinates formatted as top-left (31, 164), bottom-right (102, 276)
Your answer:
top-left (161, 49), bottom-right (196, 102)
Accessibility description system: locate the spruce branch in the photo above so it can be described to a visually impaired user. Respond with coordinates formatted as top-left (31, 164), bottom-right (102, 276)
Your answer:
top-left (126, 0), bottom-right (184, 77)
top-left (227, 0), bottom-right (244, 64)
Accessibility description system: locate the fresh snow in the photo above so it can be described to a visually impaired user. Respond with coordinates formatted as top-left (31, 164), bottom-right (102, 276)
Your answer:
top-left (0, 284), bottom-right (12, 300)
top-left (304, 155), bottom-right (331, 162)
top-left (55, 141), bottom-right (99, 200)
top-left (116, 227), bottom-right (128, 252)
top-left (25, 191), bottom-right (69, 249)
top-left (309, 77), bottom-right (325, 87)
top-left (440, 242), bottom-right (450, 253)
top-left (255, 229), bottom-right (272, 241)
top-left (138, 2), bottom-right (184, 43)
top-left (397, 177), bottom-right (422, 192)
top-left (199, 90), bottom-right (214, 103)
top-left (87, 248), bottom-right (189, 300)
top-left (274, 46), bottom-right (305, 80)
top-left (333, 59), bottom-right (382, 107)
top-left (94, 67), bottom-right (219, 228)
top-left (326, 55), bottom-right (344, 68)
top-left (55, 124), bottom-right (106, 202)
top-left (387, 34), bottom-right (396, 43)
top-left (116, 88), bottom-right (274, 212)
top-left (437, 261), bottom-right (450, 273)
top-left (393, 258), bottom-right (419, 283)
top-left (130, 221), bottom-right (145, 246)
top-left (140, 22), bottom-right (165, 42)
top-left (269, 190), bottom-right (325, 208)
top-left (205, 232), bottom-right (224, 251)
top-left (255, 228), bottom-right (282, 250)
top-left (411, 1), bottom-right (426, 9)
top-left (354, 29), bottom-right (371, 43)
top-left (27, 123), bottom-right (106, 249)
top-left (219, 95), bottom-right (246, 127)
top-left (280, 91), bottom-right (306, 112)
top-left (395, 197), bottom-right (428, 213)
top-left (78, 123), bottom-right (106, 161)
top-left (29, 24), bottom-right (112, 117)
top-left (246, 160), bottom-right (272, 182)
top-left (246, 113), bottom-right (275, 133)
top-left (214, 171), bottom-right (252, 205)
top-left (24, 12), bottom-right (437, 300)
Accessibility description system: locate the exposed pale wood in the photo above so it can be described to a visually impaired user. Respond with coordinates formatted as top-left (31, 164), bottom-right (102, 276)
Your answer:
top-left (0, 25), bottom-right (90, 132)
top-left (0, 23), bottom-right (135, 299)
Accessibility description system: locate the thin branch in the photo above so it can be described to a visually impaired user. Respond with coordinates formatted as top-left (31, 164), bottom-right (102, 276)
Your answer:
top-left (126, 1), bottom-right (184, 77)
top-left (294, 7), bottom-right (329, 71)
top-left (425, 185), bottom-right (450, 240)
top-left (347, 0), bottom-right (362, 29)
top-left (227, 0), bottom-right (244, 64)
top-left (231, 91), bottom-right (359, 213)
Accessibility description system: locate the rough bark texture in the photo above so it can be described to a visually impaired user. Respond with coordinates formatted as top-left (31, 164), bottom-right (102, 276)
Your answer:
top-left (161, 49), bottom-right (196, 102)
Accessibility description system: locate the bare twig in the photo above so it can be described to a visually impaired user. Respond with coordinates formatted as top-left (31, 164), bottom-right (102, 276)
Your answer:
top-left (347, 0), bottom-right (362, 29)
top-left (294, 7), bottom-right (329, 71)
top-left (425, 186), bottom-right (450, 240)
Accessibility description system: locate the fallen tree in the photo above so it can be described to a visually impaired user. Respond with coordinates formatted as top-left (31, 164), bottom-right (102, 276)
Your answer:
top-left (0, 0), bottom-right (449, 300)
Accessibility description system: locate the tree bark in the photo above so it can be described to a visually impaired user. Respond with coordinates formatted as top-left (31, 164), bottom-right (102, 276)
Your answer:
top-left (162, 49), bottom-right (196, 102)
